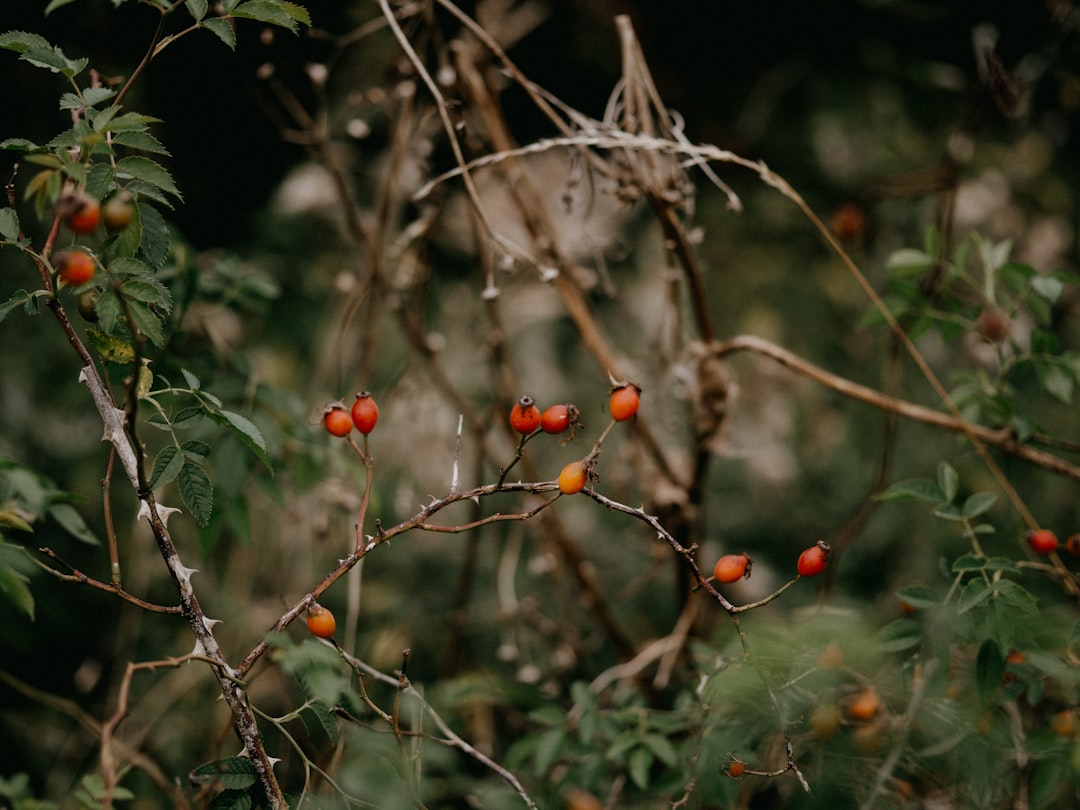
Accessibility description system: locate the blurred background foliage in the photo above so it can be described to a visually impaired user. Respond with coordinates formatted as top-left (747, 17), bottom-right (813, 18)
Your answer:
top-left (1, 0), bottom-right (1079, 807)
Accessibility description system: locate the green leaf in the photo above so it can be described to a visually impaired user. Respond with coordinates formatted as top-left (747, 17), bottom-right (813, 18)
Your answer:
top-left (0, 290), bottom-right (46, 324)
top-left (628, 745), bottom-right (653, 790)
top-left (975, 638), bottom-right (1004, 704)
top-left (1031, 275), bottom-right (1063, 304)
top-left (120, 276), bottom-right (173, 313)
top-left (59, 87), bottom-right (115, 110)
top-left (937, 461), bottom-right (958, 503)
top-left (187, 0), bottom-right (210, 19)
top-left (0, 31), bottom-right (52, 53)
top-left (138, 203), bottom-right (170, 268)
top-left (21, 43), bottom-right (88, 77)
top-left (111, 129), bottom-right (170, 155)
top-left (179, 462), bottom-right (213, 526)
top-left (0, 547), bottom-right (35, 619)
top-left (877, 478), bottom-right (943, 503)
top-left (211, 409), bottom-right (272, 472)
top-left (201, 18), bottom-right (238, 50)
top-left (896, 585), bottom-right (939, 610)
top-left (877, 617), bottom-right (922, 652)
top-left (995, 580), bottom-right (1038, 616)
top-left (532, 728), bottom-right (566, 776)
top-left (191, 757), bottom-right (256, 790)
top-left (1034, 361), bottom-right (1074, 404)
top-left (181, 368), bottom-right (202, 390)
top-left (642, 733), bottom-right (678, 766)
top-left (886, 247), bottom-right (935, 275)
top-left (961, 492), bottom-right (997, 519)
top-left (183, 440), bottom-right (211, 460)
top-left (172, 407), bottom-right (206, 430)
top-left (149, 446), bottom-right (185, 490)
top-left (48, 503), bottom-right (99, 545)
top-left (930, 503), bottom-right (964, 521)
top-left (957, 579), bottom-right (991, 613)
top-left (116, 156), bottom-right (182, 202)
top-left (0, 207), bottom-right (20, 241)
top-left (231, 0), bottom-right (309, 32)
top-left (127, 300), bottom-right (165, 347)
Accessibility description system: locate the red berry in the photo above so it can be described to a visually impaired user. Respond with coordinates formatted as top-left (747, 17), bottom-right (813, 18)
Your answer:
top-left (727, 760), bottom-right (745, 778)
top-left (541, 403), bottom-right (576, 434)
top-left (975, 307), bottom-right (1010, 343)
top-left (797, 541), bottom-right (830, 577)
top-left (102, 191), bottom-right (134, 232)
top-left (323, 405), bottom-right (353, 437)
top-left (557, 461), bottom-right (588, 495)
top-left (712, 553), bottom-right (751, 583)
top-left (1065, 534), bottom-right (1080, 556)
top-left (509, 395), bottom-right (541, 434)
top-left (305, 604), bottom-right (336, 638)
top-left (55, 249), bottom-right (96, 286)
top-left (1025, 529), bottom-right (1059, 555)
top-left (609, 384), bottom-right (640, 421)
top-left (61, 190), bottom-right (101, 234)
top-left (350, 391), bottom-right (379, 434)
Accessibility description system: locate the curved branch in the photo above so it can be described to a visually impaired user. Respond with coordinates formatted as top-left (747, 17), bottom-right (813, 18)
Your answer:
top-left (713, 334), bottom-right (1080, 481)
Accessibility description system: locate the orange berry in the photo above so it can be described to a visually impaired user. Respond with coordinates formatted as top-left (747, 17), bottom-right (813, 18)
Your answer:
top-left (61, 189), bottom-right (101, 234)
top-left (541, 403), bottom-right (577, 434)
top-left (727, 759), bottom-right (745, 778)
top-left (509, 395), bottom-right (541, 434)
top-left (797, 541), bottom-right (830, 577)
top-left (609, 384), bottom-right (640, 421)
top-left (55, 249), bottom-right (96, 286)
top-left (323, 405), bottom-right (353, 437)
top-left (828, 202), bottom-right (866, 242)
top-left (816, 642), bottom-right (845, 671)
top-left (712, 553), bottom-right (751, 583)
top-left (1025, 529), bottom-right (1059, 555)
top-left (557, 460), bottom-right (588, 495)
top-left (305, 604), bottom-right (336, 638)
top-left (1051, 709), bottom-right (1076, 736)
top-left (350, 391), bottom-right (379, 434)
top-left (846, 689), bottom-right (881, 722)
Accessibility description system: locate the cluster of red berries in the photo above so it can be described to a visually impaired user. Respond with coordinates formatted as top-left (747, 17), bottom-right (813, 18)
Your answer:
top-left (711, 540), bottom-right (831, 584)
top-left (323, 391), bottom-right (379, 437)
top-left (58, 187), bottom-right (134, 236)
top-left (1025, 528), bottom-right (1080, 556)
top-left (508, 396), bottom-right (582, 436)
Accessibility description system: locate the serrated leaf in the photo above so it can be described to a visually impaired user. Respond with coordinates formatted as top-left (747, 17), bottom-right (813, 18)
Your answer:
top-left (937, 461), bottom-right (958, 503)
top-left (98, 111), bottom-right (159, 134)
top-left (128, 300), bottom-right (165, 347)
top-left (200, 18), bottom-right (238, 50)
top-left (138, 203), bottom-right (169, 268)
top-left (173, 407), bottom-right (206, 430)
top-left (182, 439), bottom-right (211, 459)
top-left (300, 702), bottom-right (339, 743)
top-left (0, 291), bottom-right (44, 324)
top-left (0, 207), bottom-right (20, 241)
top-left (232, 0), bottom-right (306, 32)
top-left (877, 617), bottom-right (922, 652)
top-left (957, 578), bottom-right (991, 613)
top-left (211, 409), bottom-right (272, 471)
top-left (181, 368), bottom-right (202, 390)
top-left (951, 554), bottom-right (987, 572)
top-left (111, 129), bottom-right (170, 155)
top-left (149, 446), bottom-right (185, 490)
top-left (0, 137), bottom-right (41, 151)
top-left (179, 462), bottom-right (213, 526)
top-left (59, 87), bottom-right (115, 109)
top-left (120, 276), bottom-right (173, 313)
top-left (877, 478), bottom-right (943, 503)
top-left (86, 327), bottom-right (135, 363)
top-left (21, 44), bottom-right (88, 77)
top-left (191, 757), bottom-right (256, 790)
top-left (961, 492), bottom-right (997, 519)
top-left (48, 503), bottom-right (99, 545)
top-left (188, 0), bottom-right (210, 20)
top-left (0, 31), bottom-right (52, 53)
top-left (116, 156), bottom-right (182, 202)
